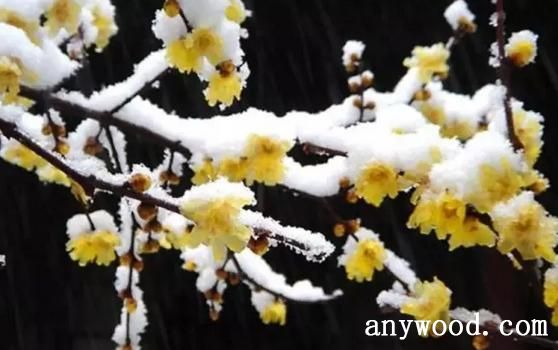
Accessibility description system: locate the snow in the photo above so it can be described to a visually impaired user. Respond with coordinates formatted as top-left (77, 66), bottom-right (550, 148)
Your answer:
top-left (66, 210), bottom-right (118, 238)
top-left (234, 248), bottom-right (342, 302)
top-left (181, 177), bottom-right (255, 205)
top-left (342, 40), bottom-right (365, 67)
top-left (444, 0), bottom-right (475, 31)
top-left (0, 23), bottom-right (79, 88)
top-left (239, 210), bottom-right (335, 262)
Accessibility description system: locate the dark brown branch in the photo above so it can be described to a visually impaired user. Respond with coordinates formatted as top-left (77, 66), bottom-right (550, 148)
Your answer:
top-left (0, 117), bottom-right (325, 258)
top-left (19, 86), bottom-right (192, 158)
top-left (301, 142), bottom-right (347, 157)
top-left (495, 0), bottom-right (523, 151)
top-left (103, 126), bottom-right (124, 173)
top-left (0, 117), bottom-right (179, 212)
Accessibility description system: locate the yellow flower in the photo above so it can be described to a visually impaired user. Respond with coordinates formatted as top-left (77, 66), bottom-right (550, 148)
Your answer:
top-left (36, 164), bottom-right (71, 187)
top-left (206, 70), bottom-right (242, 107)
top-left (66, 230), bottom-right (120, 266)
top-left (505, 30), bottom-right (537, 67)
top-left (260, 300), bottom-right (286, 325)
top-left (243, 134), bottom-right (290, 185)
top-left (432, 192), bottom-right (466, 239)
top-left (401, 277), bottom-right (451, 337)
top-left (191, 159), bottom-right (218, 185)
top-left (403, 43), bottom-right (450, 83)
top-left (218, 157), bottom-right (248, 182)
top-left (408, 196), bottom-right (437, 234)
top-left (92, 6), bottom-right (115, 51)
top-left (441, 120), bottom-right (476, 140)
top-left (513, 109), bottom-right (542, 167)
top-left (544, 269), bottom-right (558, 326)
top-left (408, 191), bottom-right (470, 245)
top-left (447, 216), bottom-right (495, 251)
top-left (0, 9), bottom-right (40, 44)
top-left (163, 0), bottom-right (181, 17)
top-left (181, 194), bottom-right (253, 261)
top-left (167, 36), bottom-right (200, 73)
top-left (45, 0), bottom-right (81, 36)
top-left (345, 239), bottom-right (386, 282)
top-left (167, 28), bottom-right (224, 73)
top-left (192, 28), bottom-right (224, 65)
top-left (2, 142), bottom-right (46, 170)
top-left (0, 56), bottom-right (22, 104)
top-left (468, 159), bottom-right (524, 213)
top-left (493, 198), bottom-right (558, 262)
top-left (225, 0), bottom-right (247, 24)
top-left (419, 102), bottom-right (446, 126)
top-left (354, 161), bottom-right (399, 206)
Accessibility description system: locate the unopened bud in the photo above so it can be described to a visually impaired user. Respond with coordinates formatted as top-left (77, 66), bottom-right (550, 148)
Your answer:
top-left (352, 96), bottom-right (363, 109)
top-left (346, 190), bottom-right (359, 204)
top-left (247, 236), bottom-right (269, 255)
top-left (338, 177), bottom-right (351, 189)
top-left (119, 253), bottom-right (132, 266)
top-left (55, 141), bottom-right (70, 155)
top-left (159, 170), bottom-right (180, 185)
top-left (333, 223), bottom-right (345, 237)
top-left (163, 0), bottom-right (180, 17)
top-left (228, 273), bottom-right (241, 285)
top-left (216, 268), bottom-right (228, 280)
top-left (83, 137), bottom-right (103, 156)
top-left (137, 202), bottom-right (158, 221)
top-left (132, 259), bottom-right (144, 272)
top-left (142, 239), bottom-right (160, 254)
top-left (129, 173), bottom-right (152, 193)
top-left (125, 297), bottom-right (137, 313)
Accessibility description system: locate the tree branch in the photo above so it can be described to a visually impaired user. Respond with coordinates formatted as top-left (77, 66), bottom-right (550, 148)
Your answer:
top-left (495, 0), bottom-right (523, 151)
top-left (19, 86), bottom-right (192, 158)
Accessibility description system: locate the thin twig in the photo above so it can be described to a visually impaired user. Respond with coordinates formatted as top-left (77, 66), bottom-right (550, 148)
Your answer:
top-left (495, 0), bottom-right (522, 151)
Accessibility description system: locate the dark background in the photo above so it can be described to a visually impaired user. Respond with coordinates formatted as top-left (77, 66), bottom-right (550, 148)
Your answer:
top-left (1, 0), bottom-right (558, 349)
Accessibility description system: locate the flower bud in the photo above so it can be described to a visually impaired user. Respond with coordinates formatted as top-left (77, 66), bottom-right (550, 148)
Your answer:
top-left (83, 137), bottom-right (103, 156)
top-left (248, 236), bottom-right (269, 255)
top-left (129, 173), bottom-right (152, 193)
top-left (163, 0), bottom-right (180, 17)
top-left (333, 223), bottom-right (345, 237)
top-left (137, 202), bottom-right (158, 221)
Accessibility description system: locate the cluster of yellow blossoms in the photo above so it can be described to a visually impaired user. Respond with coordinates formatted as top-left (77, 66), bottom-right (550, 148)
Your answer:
top-left (408, 191), bottom-right (496, 251)
top-left (260, 300), bottom-right (287, 325)
top-left (2, 142), bottom-right (70, 186)
top-left (0, 56), bottom-right (36, 106)
top-left (164, 0), bottom-right (247, 107)
top-left (66, 229), bottom-right (120, 266)
top-left (401, 278), bottom-right (451, 336)
top-left (193, 134), bottom-right (291, 186)
top-left (403, 43), bottom-right (450, 83)
top-left (493, 194), bottom-right (558, 263)
top-left (407, 140), bottom-right (550, 255)
top-left (0, 1), bottom-right (115, 104)
top-left (344, 238), bottom-right (386, 282)
top-left (180, 189), bottom-right (253, 261)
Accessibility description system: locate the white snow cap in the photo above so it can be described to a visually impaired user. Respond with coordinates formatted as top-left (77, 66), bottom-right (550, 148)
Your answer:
top-left (66, 210), bottom-right (118, 239)
top-left (342, 40), bottom-right (365, 66)
top-left (444, 0), bottom-right (475, 31)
